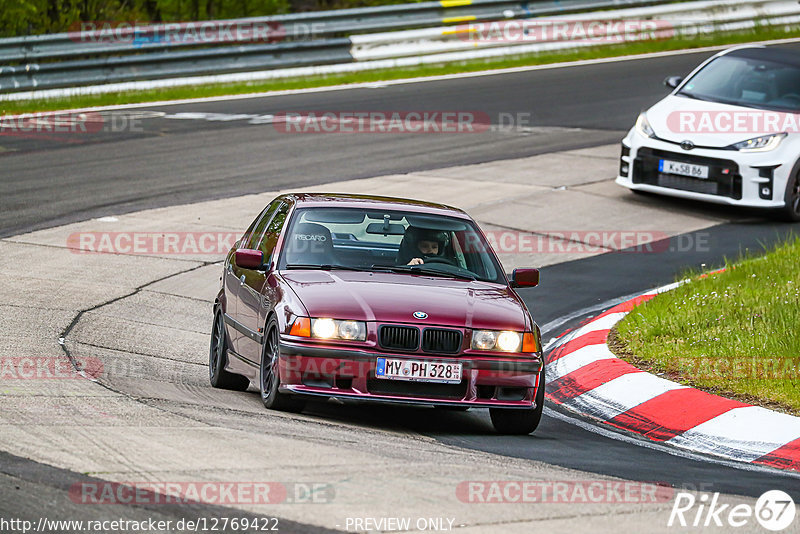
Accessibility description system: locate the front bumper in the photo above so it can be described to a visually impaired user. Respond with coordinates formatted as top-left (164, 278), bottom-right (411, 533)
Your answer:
top-left (616, 129), bottom-right (793, 208)
top-left (278, 340), bottom-right (542, 408)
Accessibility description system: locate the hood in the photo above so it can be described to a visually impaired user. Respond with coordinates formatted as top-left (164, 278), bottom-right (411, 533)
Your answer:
top-left (280, 270), bottom-right (529, 331)
top-left (647, 94), bottom-right (794, 148)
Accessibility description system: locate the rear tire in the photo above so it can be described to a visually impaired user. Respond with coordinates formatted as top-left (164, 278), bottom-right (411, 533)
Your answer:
top-left (209, 311), bottom-right (250, 391)
top-left (490, 366), bottom-right (545, 435)
top-left (259, 316), bottom-right (306, 413)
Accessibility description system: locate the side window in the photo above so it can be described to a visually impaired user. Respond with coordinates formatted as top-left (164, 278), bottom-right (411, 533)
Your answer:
top-left (258, 202), bottom-right (292, 261)
top-left (243, 200), bottom-right (281, 250)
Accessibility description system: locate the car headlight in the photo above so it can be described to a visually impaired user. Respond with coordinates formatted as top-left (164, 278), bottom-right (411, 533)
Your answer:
top-left (635, 112), bottom-right (656, 139)
top-left (727, 133), bottom-right (787, 152)
top-left (289, 317), bottom-right (366, 341)
top-left (472, 330), bottom-right (523, 352)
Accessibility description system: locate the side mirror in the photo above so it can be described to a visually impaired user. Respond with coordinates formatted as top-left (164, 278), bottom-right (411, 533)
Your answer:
top-left (235, 249), bottom-right (264, 270)
top-left (510, 268), bottom-right (539, 288)
top-left (664, 76), bottom-right (683, 89)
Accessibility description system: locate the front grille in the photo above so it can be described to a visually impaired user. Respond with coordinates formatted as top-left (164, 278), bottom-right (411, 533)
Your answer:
top-left (658, 174), bottom-right (719, 194)
top-left (367, 378), bottom-right (467, 399)
top-left (421, 328), bottom-right (462, 354)
top-left (379, 325), bottom-right (419, 351)
top-left (632, 148), bottom-right (742, 199)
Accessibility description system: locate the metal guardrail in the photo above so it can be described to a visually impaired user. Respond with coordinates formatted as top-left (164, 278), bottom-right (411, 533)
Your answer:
top-left (0, 0), bottom-right (659, 93)
top-left (0, 0), bottom-right (798, 98)
top-left (0, 0), bottom-right (657, 62)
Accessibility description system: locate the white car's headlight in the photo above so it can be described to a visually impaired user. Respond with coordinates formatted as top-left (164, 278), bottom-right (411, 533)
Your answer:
top-left (635, 112), bottom-right (656, 139)
top-left (727, 133), bottom-right (787, 152)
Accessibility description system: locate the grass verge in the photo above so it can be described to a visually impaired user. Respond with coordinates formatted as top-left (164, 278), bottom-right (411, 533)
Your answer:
top-left (2, 25), bottom-right (800, 114)
top-left (612, 237), bottom-right (800, 415)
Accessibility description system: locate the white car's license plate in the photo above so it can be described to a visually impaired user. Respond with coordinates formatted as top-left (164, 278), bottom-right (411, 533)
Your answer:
top-left (659, 159), bottom-right (709, 179)
top-left (376, 357), bottom-right (462, 384)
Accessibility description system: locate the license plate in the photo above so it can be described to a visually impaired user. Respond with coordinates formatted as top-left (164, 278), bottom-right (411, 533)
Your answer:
top-left (659, 159), bottom-right (709, 179)
top-left (375, 357), bottom-right (462, 384)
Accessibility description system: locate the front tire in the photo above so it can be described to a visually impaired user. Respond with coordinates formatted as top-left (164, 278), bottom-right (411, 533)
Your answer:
top-left (259, 316), bottom-right (305, 413)
top-left (490, 366), bottom-right (545, 435)
top-left (209, 311), bottom-right (250, 391)
top-left (779, 170), bottom-right (800, 222)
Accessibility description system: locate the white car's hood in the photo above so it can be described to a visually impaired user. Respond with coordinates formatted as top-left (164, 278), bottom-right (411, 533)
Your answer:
top-left (647, 94), bottom-right (796, 148)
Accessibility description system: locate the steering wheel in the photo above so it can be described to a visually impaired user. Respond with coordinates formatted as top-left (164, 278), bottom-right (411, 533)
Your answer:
top-left (421, 256), bottom-right (457, 266)
top-left (781, 93), bottom-right (800, 103)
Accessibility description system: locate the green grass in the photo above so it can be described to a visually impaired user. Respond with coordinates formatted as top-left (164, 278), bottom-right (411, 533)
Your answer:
top-left (2, 24), bottom-right (800, 114)
top-left (613, 238), bottom-right (800, 414)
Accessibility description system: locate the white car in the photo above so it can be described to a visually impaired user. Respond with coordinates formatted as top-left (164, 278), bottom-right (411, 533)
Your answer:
top-left (617, 45), bottom-right (800, 221)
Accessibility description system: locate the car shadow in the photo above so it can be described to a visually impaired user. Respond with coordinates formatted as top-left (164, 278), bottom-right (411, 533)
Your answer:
top-left (621, 188), bottom-right (785, 223)
top-left (299, 399), bottom-right (506, 436)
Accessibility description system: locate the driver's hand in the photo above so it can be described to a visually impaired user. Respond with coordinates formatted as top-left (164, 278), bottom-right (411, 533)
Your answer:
top-left (408, 258), bottom-right (424, 265)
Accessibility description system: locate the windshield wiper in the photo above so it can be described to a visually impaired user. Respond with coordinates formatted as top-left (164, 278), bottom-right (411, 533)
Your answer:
top-left (678, 92), bottom-right (755, 108)
top-left (284, 263), bottom-right (374, 272)
top-left (375, 264), bottom-right (477, 281)
top-left (677, 91), bottom-right (715, 102)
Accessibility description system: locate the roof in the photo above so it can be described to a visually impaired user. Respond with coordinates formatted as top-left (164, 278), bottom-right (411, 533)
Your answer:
top-left (281, 193), bottom-right (471, 218)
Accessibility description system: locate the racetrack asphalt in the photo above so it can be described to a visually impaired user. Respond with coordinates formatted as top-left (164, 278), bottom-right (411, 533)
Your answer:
top-left (2, 43), bottom-right (800, 531)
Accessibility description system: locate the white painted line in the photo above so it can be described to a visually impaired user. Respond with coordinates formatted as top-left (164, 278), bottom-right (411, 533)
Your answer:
top-left (546, 342), bottom-right (616, 380)
top-left (567, 373), bottom-right (688, 421)
top-left (666, 406), bottom-right (800, 462)
top-left (566, 312), bottom-right (626, 340)
top-left (543, 406), bottom-right (800, 478)
top-left (544, 312), bottom-right (628, 353)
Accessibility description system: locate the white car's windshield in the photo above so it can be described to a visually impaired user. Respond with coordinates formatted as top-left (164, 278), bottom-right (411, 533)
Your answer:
top-left (278, 207), bottom-right (505, 284)
top-left (678, 51), bottom-right (800, 112)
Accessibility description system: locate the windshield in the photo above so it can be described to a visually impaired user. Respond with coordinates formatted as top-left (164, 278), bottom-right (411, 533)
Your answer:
top-left (278, 207), bottom-right (506, 284)
top-left (678, 54), bottom-right (800, 112)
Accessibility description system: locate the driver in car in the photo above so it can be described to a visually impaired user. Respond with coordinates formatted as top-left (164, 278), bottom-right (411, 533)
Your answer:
top-left (398, 227), bottom-right (450, 265)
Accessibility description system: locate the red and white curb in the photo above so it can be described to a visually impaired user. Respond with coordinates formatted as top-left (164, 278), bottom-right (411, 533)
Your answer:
top-left (544, 282), bottom-right (800, 472)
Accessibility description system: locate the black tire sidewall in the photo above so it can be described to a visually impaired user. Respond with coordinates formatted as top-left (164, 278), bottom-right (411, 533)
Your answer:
top-left (259, 316), bottom-right (281, 408)
top-left (209, 311), bottom-right (226, 385)
top-left (779, 159), bottom-right (800, 222)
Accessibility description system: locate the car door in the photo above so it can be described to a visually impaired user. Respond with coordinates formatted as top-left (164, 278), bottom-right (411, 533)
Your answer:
top-left (228, 200), bottom-right (281, 358)
top-left (236, 200), bottom-right (292, 364)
